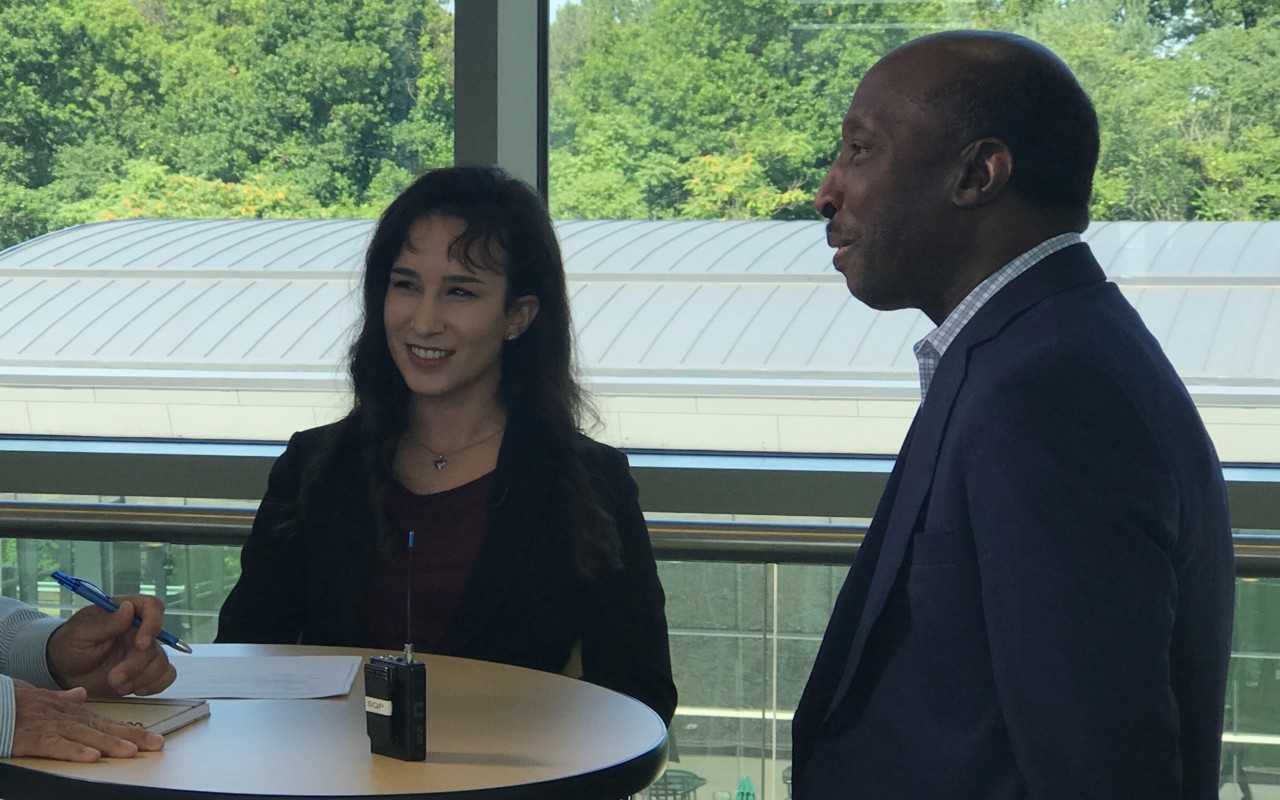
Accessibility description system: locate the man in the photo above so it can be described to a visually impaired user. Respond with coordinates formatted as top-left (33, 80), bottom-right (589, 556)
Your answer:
top-left (1, 592), bottom-right (177, 761)
top-left (792, 31), bottom-right (1234, 799)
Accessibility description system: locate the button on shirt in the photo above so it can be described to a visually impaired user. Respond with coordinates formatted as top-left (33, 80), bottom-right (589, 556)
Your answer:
top-left (913, 233), bottom-right (1082, 402)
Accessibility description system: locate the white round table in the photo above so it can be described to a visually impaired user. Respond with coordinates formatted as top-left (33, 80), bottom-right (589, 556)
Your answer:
top-left (0, 644), bottom-right (668, 799)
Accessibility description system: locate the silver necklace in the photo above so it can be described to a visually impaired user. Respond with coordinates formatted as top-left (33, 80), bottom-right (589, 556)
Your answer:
top-left (408, 425), bottom-right (505, 471)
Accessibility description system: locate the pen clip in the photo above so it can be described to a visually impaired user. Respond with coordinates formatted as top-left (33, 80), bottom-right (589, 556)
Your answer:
top-left (76, 578), bottom-right (112, 604)
top-left (51, 571), bottom-right (111, 603)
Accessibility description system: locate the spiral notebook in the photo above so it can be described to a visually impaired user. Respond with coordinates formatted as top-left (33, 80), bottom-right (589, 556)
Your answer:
top-left (86, 697), bottom-right (211, 735)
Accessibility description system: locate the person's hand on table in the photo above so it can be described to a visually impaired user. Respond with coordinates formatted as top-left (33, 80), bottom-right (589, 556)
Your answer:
top-left (46, 595), bottom-right (177, 697)
top-left (11, 679), bottom-right (164, 762)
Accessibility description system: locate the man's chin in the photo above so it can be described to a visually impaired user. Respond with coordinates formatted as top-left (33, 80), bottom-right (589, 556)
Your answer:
top-left (836, 257), bottom-right (904, 309)
top-left (845, 277), bottom-right (908, 312)
top-left (840, 268), bottom-right (875, 305)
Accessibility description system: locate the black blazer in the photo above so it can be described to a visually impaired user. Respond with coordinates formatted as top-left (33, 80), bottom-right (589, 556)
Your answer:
top-left (792, 244), bottom-right (1234, 799)
top-left (216, 413), bottom-right (677, 725)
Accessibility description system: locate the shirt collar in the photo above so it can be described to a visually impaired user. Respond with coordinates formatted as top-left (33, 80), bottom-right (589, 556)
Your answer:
top-left (913, 232), bottom-right (1082, 400)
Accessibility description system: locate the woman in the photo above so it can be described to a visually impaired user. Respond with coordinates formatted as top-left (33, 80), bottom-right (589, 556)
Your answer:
top-left (216, 165), bottom-right (676, 724)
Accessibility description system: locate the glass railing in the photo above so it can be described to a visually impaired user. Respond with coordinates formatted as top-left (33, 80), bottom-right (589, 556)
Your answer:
top-left (4, 506), bottom-right (1280, 799)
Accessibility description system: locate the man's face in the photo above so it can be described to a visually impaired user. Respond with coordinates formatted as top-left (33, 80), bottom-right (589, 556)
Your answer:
top-left (814, 52), bottom-right (958, 314)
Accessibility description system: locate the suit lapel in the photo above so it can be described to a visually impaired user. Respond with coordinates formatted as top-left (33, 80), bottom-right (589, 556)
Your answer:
top-left (959, 243), bottom-right (1105, 346)
top-left (820, 243), bottom-right (1107, 721)
top-left (440, 414), bottom-right (552, 653)
top-left (792, 413), bottom-right (915, 749)
top-left (318, 457), bottom-right (381, 645)
top-left (822, 340), bottom-right (968, 719)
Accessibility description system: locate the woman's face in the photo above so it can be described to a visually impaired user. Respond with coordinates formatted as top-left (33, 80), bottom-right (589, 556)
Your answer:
top-left (383, 215), bottom-right (538, 409)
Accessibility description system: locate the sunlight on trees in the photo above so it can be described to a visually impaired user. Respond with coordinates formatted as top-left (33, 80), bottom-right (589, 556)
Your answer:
top-left (1, 0), bottom-right (1277, 248)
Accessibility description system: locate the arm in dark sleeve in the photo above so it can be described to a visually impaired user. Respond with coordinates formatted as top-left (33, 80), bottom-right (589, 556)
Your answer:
top-left (966, 354), bottom-right (1182, 799)
top-left (579, 450), bottom-right (678, 725)
top-left (216, 433), bottom-right (311, 644)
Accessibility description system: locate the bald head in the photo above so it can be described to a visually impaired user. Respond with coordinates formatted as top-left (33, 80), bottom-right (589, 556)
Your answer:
top-left (813, 31), bottom-right (1100, 319)
top-left (879, 32), bottom-right (1100, 231)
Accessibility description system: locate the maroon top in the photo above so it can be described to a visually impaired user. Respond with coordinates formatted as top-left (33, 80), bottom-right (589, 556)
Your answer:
top-left (362, 471), bottom-right (494, 651)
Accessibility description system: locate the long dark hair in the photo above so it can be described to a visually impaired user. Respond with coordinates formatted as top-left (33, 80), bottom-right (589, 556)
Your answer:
top-left (309, 164), bottom-right (620, 577)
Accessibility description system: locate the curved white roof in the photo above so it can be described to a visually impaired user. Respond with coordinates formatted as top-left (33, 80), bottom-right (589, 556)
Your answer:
top-left (1, 218), bottom-right (1277, 398)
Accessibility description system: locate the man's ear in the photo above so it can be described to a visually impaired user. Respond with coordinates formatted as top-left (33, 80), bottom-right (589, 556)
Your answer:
top-left (953, 138), bottom-right (1013, 209)
top-left (505, 295), bottom-right (540, 340)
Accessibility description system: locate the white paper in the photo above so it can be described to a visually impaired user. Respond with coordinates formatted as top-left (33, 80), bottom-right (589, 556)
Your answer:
top-left (153, 656), bottom-right (361, 699)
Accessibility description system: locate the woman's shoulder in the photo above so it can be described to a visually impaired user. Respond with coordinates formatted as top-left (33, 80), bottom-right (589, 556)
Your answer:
top-left (286, 417), bottom-right (359, 453)
top-left (263, 417), bottom-right (366, 515)
top-left (505, 413), bottom-right (625, 469)
top-left (274, 417), bottom-right (362, 479)
top-left (569, 431), bottom-right (629, 471)
top-left (566, 433), bottom-right (640, 510)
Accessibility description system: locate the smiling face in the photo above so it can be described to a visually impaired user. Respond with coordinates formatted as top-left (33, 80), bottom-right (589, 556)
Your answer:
top-left (814, 47), bottom-right (963, 318)
top-left (383, 215), bottom-right (539, 412)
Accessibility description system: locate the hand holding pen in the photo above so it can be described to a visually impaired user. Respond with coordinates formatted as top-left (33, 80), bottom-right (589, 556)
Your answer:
top-left (48, 571), bottom-right (184, 697)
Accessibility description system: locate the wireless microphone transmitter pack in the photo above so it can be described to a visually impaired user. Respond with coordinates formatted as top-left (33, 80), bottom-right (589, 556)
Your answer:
top-left (365, 529), bottom-right (427, 761)
top-left (365, 645), bottom-right (426, 760)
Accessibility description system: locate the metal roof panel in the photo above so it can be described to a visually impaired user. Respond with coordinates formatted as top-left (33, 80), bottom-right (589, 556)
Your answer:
top-left (0, 218), bottom-right (1276, 393)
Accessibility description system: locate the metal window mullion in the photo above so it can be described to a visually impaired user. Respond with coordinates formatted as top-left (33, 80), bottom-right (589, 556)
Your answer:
top-left (454, 0), bottom-right (549, 197)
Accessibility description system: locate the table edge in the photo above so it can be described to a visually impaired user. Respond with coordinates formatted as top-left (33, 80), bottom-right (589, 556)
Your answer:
top-left (0, 734), bottom-right (666, 800)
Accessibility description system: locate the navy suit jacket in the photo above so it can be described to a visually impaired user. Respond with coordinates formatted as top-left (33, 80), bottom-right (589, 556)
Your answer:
top-left (792, 244), bottom-right (1234, 799)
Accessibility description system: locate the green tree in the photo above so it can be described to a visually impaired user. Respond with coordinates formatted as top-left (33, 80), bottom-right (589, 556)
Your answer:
top-left (1183, 20), bottom-right (1280, 219)
top-left (549, 0), bottom-right (981, 220)
top-left (0, 0), bottom-right (455, 247)
top-left (51, 159), bottom-right (322, 224)
top-left (3, 0), bottom-right (1278, 249)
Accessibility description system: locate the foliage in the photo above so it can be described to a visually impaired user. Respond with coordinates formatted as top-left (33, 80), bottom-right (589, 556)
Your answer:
top-left (1, 0), bottom-right (1278, 250)
top-left (0, 0), bottom-right (454, 247)
top-left (54, 159), bottom-right (324, 223)
top-left (546, 0), bottom-right (1280, 222)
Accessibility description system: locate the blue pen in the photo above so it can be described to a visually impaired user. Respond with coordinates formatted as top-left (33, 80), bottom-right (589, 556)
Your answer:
top-left (51, 571), bottom-right (193, 654)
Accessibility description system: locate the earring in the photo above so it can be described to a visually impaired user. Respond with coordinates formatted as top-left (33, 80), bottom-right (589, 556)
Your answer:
top-left (506, 333), bottom-right (517, 341)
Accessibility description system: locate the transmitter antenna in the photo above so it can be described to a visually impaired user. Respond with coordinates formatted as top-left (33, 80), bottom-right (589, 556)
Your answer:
top-left (404, 529), bottom-right (415, 664)
top-left (363, 527), bottom-right (427, 761)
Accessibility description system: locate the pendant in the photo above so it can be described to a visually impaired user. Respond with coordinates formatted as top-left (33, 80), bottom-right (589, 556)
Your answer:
top-left (433, 455), bottom-right (448, 471)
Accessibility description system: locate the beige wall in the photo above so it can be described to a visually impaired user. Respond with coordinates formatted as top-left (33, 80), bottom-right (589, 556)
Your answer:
top-left (1, 385), bottom-right (1276, 463)
top-left (0, 387), bottom-right (348, 441)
